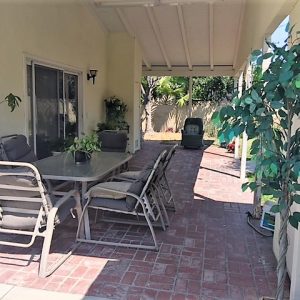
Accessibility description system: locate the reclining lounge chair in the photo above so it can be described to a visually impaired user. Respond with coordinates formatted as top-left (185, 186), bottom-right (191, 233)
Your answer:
top-left (181, 118), bottom-right (204, 149)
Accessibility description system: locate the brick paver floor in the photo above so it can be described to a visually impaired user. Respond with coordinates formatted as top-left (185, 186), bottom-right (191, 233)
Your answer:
top-left (0, 141), bottom-right (283, 299)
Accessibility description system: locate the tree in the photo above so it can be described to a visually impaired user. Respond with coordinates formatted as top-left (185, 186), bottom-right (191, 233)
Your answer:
top-left (213, 26), bottom-right (300, 300)
top-left (156, 76), bottom-right (189, 106)
top-left (141, 76), bottom-right (159, 132)
top-left (192, 76), bottom-right (234, 101)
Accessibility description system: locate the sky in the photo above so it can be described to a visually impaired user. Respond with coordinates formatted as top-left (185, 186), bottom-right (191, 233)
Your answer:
top-left (271, 16), bottom-right (289, 47)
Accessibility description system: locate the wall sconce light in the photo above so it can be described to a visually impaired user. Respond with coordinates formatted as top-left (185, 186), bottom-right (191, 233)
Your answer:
top-left (87, 69), bottom-right (98, 84)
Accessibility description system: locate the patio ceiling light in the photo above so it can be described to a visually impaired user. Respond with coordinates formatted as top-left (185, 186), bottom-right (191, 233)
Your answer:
top-left (87, 69), bottom-right (98, 85)
top-left (94, 0), bottom-right (223, 7)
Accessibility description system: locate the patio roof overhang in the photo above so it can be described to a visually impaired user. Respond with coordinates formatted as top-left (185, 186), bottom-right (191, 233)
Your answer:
top-left (90, 0), bottom-right (297, 77)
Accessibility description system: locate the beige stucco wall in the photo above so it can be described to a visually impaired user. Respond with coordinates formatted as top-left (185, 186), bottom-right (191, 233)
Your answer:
top-left (106, 33), bottom-right (142, 152)
top-left (235, 0), bottom-right (299, 73)
top-left (0, 1), bottom-right (107, 136)
top-left (142, 101), bottom-right (228, 133)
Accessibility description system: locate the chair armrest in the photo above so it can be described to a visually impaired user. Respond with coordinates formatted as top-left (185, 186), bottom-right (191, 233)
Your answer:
top-left (86, 186), bottom-right (128, 199)
top-left (86, 186), bottom-right (144, 207)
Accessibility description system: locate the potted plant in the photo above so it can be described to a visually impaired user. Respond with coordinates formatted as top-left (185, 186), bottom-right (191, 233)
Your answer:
top-left (97, 96), bottom-right (129, 133)
top-left (67, 133), bottom-right (100, 164)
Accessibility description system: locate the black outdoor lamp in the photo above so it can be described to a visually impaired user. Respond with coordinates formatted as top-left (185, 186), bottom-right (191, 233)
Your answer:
top-left (87, 69), bottom-right (98, 84)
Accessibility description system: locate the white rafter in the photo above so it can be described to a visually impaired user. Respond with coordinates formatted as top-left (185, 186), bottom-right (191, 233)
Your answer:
top-left (143, 65), bottom-right (234, 76)
top-left (177, 5), bottom-right (192, 71)
top-left (115, 8), bottom-right (152, 69)
top-left (209, 2), bottom-right (214, 71)
top-left (94, 0), bottom-right (224, 7)
top-left (146, 7), bottom-right (172, 70)
top-left (232, 0), bottom-right (245, 71)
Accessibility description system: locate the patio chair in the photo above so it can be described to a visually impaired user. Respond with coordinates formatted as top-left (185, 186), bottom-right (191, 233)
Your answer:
top-left (181, 118), bottom-right (204, 149)
top-left (98, 130), bottom-right (128, 153)
top-left (114, 144), bottom-right (177, 211)
top-left (0, 134), bottom-right (37, 162)
top-left (76, 150), bottom-right (168, 251)
top-left (0, 161), bottom-right (83, 278)
top-left (0, 134), bottom-right (68, 193)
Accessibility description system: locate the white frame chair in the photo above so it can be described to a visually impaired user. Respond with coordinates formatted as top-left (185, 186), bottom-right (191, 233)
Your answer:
top-left (114, 144), bottom-right (177, 211)
top-left (76, 150), bottom-right (168, 251)
top-left (0, 161), bottom-right (83, 277)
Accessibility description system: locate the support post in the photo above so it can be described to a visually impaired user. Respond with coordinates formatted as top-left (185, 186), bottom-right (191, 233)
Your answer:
top-left (234, 72), bottom-right (243, 159)
top-left (240, 131), bottom-right (248, 181)
top-left (240, 62), bottom-right (252, 181)
top-left (188, 76), bottom-right (193, 117)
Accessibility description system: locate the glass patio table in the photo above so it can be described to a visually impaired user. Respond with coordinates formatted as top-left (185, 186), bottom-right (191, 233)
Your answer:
top-left (34, 151), bottom-right (132, 198)
top-left (34, 151), bottom-right (132, 239)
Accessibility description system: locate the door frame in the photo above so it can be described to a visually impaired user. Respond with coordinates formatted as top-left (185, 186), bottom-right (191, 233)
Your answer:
top-left (24, 55), bottom-right (83, 153)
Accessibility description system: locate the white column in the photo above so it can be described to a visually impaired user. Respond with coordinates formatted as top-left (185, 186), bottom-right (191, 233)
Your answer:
top-left (234, 137), bottom-right (240, 159)
top-left (240, 62), bottom-right (252, 181)
top-left (188, 76), bottom-right (193, 117)
top-left (234, 74), bottom-right (243, 160)
top-left (240, 131), bottom-right (248, 181)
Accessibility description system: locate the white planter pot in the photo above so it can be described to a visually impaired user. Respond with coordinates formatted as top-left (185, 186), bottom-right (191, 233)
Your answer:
top-left (273, 203), bottom-right (300, 300)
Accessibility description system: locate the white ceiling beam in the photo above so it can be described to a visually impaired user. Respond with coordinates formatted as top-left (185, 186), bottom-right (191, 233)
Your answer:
top-left (177, 5), bottom-right (192, 71)
top-left (232, 0), bottom-right (245, 71)
top-left (209, 2), bottom-right (214, 71)
top-left (95, 0), bottom-right (224, 7)
top-left (146, 7), bottom-right (172, 70)
top-left (143, 65), bottom-right (234, 76)
top-left (115, 8), bottom-right (152, 69)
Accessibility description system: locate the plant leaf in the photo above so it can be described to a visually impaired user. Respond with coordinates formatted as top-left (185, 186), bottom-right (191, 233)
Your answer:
top-left (271, 204), bottom-right (280, 213)
top-left (289, 215), bottom-right (299, 229)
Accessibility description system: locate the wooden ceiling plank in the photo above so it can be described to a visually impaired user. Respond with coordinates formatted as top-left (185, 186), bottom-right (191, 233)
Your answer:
top-left (209, 2), bottom-right (214, 71)
top-left (116, 7), bottom-right (152, 69)
top-left (232, 0), bottom-right (246, 71)
top-left (177, 5), bottom-right (193, 70)
top-left (146, 7), bottom-right (172, 70)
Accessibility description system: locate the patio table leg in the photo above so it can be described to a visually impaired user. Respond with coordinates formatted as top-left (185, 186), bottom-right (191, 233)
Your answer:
top-left (81, 181), bottom-right (91, 240)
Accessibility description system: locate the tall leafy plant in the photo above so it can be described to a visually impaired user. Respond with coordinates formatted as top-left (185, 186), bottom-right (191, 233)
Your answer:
top-left (212, 27), bottom-right (300, 300)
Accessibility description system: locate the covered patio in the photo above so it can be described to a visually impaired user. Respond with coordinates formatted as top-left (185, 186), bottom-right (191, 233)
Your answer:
top-left (0, 0), bottom-right (299, 299)
top-left (0, 141), bottom-right (280, 299)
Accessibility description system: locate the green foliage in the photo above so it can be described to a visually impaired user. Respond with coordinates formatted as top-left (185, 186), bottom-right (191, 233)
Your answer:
top-left (97, 96), bottom-right (128, 132)
top-left (141, 76), bottom-right (234, 106)
top-left (67, 133), bottom-right (100, 154)
top-left (156, 76), bottom-right (189, 106)
top-left (212, 32), bottom-right (300, 229)
top-left (192, 76), bottom-right (234, 101)
top-left (0, 93), bottom-right (22, 112)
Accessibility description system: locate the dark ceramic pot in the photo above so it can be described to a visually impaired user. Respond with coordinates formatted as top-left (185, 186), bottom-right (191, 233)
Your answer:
top-left (74, 151), bottom-right (91, 164)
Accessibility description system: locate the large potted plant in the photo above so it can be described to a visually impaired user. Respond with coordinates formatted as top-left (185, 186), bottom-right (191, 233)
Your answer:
top-left (67, 133), bottom-right (100, 164)
top-left (213, 25), bottom-right (300, 300)
top-left (97, 96), bottom-right (129, 133)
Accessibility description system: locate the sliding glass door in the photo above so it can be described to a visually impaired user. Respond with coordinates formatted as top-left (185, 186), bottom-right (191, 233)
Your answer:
top-left (27, 62), bottom-right (79, 159)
